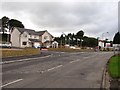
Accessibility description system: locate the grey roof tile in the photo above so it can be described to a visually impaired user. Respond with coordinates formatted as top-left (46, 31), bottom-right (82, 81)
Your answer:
top-left (17, 28), bottom-right (46, 36)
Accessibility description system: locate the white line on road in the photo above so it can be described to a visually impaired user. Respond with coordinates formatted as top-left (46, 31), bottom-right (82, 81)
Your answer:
top-left (70, 59), bottom-right (80, 63)
top-left (1, 79), bottom-right (23, 88)
top-left (47, 65), bottom-right (63, 71)
top-left (1, 55), bottom-right (52, 64)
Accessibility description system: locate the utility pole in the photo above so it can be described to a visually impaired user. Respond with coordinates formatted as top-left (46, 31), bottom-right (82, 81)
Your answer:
top-left (62, 32), bottom-right (67, 46)
top-left (60, 39), bottom-right (62, 48)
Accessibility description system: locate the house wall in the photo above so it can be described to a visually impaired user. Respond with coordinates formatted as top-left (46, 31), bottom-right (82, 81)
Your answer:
top-left (29, 35), bottom-right (39, 39)
top-left (20, 32), bottom-right (29, 48)
top-left (41, 31), bottom-right (53, 43)
top-left (11, 28), bottom-right (21, 47)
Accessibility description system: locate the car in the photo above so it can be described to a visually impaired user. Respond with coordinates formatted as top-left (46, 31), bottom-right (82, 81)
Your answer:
top-left (0, 43), bottom-right (11, 48)
top-left (40, 46), bottom-right (48, 51)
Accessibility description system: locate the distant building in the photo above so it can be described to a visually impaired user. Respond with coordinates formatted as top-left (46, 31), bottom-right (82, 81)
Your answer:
top-left (98, 40), bottom-right (104, 48)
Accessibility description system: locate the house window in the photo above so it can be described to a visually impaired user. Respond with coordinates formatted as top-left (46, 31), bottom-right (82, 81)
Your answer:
top-left (23, 34), bottom-right (27, 37)
top-left (44, 36), bottom-right (48, 40)
top-left (22, 42), bottom-right (27, 45)
top-left (34, 36), bottom-right (36, 38)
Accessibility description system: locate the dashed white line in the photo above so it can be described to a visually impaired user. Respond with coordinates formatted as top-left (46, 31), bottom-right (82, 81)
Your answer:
top-left (47, 65), bottom-right (63, 71)
top-left (70, 59), bottom-right (80, 63)
top-left (1, 79), bottom-right (23, 88)
top-left (1, 55), bottom-right (52, 64)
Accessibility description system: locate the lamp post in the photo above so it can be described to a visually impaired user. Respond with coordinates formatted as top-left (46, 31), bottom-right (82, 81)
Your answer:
top-left (81, 39), bottom-right (83, 48)
top-left (101, 32), bottom-right (109, 50)
top-left (62, 32), bottom-right (67, 46)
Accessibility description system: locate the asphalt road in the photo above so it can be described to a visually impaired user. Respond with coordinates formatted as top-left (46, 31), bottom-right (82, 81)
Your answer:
top-left (1, 51), bottom-right (113, 88)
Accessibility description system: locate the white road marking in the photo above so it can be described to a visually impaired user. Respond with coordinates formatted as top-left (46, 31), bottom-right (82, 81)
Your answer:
top-left (70, 59), bottom-right (80, 63)
top-left (1, 55), bottom-right (52, 64)
top-left (1, 79), bottom-right (23, 88)
top-left (47, 65), bottom-right (63, 71)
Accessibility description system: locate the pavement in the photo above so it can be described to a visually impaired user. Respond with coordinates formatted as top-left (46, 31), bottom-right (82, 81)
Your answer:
top-left (1, 51), bottom-right (113, 88)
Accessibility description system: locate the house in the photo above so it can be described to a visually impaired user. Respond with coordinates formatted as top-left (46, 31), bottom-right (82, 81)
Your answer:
top-left (37, 30), bottom-right (54, 48)
top-left (52, 41), bottom-right (58, 48)
top-left (11, 27), bottom-right (54, 48)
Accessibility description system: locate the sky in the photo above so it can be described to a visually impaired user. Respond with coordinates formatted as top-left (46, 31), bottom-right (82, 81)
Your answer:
top-left (0, 0), bottom-right (119, 40)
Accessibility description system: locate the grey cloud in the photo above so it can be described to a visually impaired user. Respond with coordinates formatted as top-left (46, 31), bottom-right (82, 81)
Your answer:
top-left (1, 2), bottom-right (118, 39)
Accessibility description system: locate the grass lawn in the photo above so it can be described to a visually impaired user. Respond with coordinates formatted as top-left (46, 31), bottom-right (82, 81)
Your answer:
top-left (1, 48), bottom-right (40, 58)
top-left (108, 55), bottom-right (120, 78)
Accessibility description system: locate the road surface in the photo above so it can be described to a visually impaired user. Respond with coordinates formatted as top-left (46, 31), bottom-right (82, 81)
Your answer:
top-left (1, 51), bottom-right (113, 88)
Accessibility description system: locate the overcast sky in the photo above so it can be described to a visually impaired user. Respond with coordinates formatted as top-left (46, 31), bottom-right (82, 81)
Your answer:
top-left (0, 0), bottom-right (119, 40)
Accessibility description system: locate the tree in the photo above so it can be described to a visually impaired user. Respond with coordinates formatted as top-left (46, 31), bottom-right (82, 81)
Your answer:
top-left (1, 16), bottom-right (9, 34)
top-left (1, 16), bottom-right (25, 32)
top-left (8, 19), bottom-right (24, 30)
top-left (82, 36), bottom-right (97, 47)
top-left (113, 32), bottom-right (120, 44)
top-left (76, 30), bottom-right (84, 39)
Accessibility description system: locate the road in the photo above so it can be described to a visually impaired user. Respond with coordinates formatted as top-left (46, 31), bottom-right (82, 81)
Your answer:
top-left (1, 51), bottom-right (113, 88)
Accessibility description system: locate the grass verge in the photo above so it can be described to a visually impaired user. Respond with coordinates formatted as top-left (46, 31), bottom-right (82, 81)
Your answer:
top-left (108, 55), bottom-right (120, 78)
top-left (1, 48), bottom-right (40, 58)
top-left (48, 48), bottom-right (94, 52)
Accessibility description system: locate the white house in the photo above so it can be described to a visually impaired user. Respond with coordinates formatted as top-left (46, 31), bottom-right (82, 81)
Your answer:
top-left (11, 27), bottom-right (54, 48)
top-left (98, 40), bottom-right (104, 48)
top-left (52, 41), bottom-right (58, 48)
top-left (37, 30), bottom-right (54, 48)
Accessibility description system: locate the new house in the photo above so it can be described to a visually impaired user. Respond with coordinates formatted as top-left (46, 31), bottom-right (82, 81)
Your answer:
top-left (11, 27), bottom-right (54, 48)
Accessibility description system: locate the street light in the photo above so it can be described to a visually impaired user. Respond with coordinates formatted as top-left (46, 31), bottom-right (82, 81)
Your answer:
top-left (81, 39), bottom-right (83, 48)
top-left (62, 32), bottom-right (67, 45)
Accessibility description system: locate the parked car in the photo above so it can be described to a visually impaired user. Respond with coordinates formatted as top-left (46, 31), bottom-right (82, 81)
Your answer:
top-left (0, 43), bottom-right (11, 48)
top-left (40, 46), bottom-right (48, 50)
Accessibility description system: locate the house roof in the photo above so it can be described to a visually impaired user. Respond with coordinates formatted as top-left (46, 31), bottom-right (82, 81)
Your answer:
top-left (37, 30), bottom-right (54, 38)
top-left (12, 27), bottom-right (54, 38)
top-left (36, 31), bottom-right (46, 36)
top-left (16, 28), bottom-right (48, 36)
top-left (29, 39), bottom-right (41, 42)
top-left (17, 28), bottom-right (39, 35)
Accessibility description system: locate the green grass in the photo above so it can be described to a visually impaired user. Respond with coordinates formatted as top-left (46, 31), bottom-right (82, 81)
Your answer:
top-left (108, 55), bottom-right (120, 78)
top-left (1, 48), bottom-right (40, 58)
